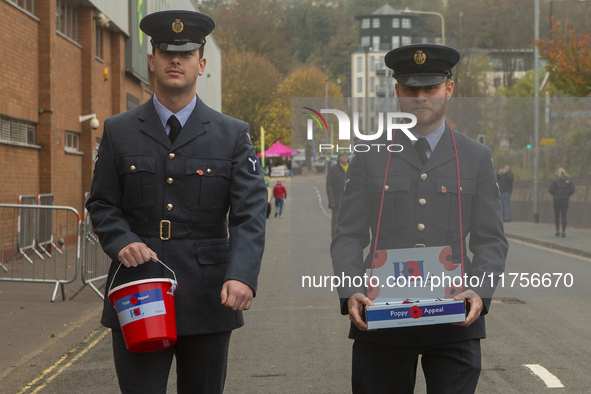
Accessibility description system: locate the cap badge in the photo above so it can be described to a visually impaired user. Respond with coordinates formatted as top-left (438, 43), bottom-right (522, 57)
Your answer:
top-left (414, 50), bottom-right (426, 65)
top-left (172, 19), bottom-right (184, 34)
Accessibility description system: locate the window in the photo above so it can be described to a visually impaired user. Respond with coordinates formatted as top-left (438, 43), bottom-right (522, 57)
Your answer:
top-left (370, 77), bottom-right (375, 93)
top-left (372, 36), bottom-right (380, 50)
top-left (392, 36), bottom-right (400, 49)
top-left (361, 18), bottom-right (370, 29)
top-left (95, 25), bottom-right (103, 59)
top-left (7, 0), bottom-right (35, 14)
top-left (402, 18), bottom-right (412, 29)
top-left (0, 116), bottom-right (36, 145)
top-left (56, 0), bottom-right (78, 42)
top-left (65, 131), bottom-right (80, 152)
top-left (370, 56), bottom-right (375, 71)
top-left (357, 56), bottom-right (363, 72)
top-left (360, 36), bottom-right (370, 47)
top-left (392, 18), bottom-right (400, 28)
top-left (402, 36), bottom-right (412, 46)
top-left (372, 18), bottom-right (380, 28)
top-left (357, 77), bottom-right (363, 93)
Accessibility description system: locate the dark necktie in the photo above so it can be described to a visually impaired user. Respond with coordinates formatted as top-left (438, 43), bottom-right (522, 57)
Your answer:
top-left (167, 115), bottom-right (181, 143)
top-left (414, 137), bottom-right (429, 165)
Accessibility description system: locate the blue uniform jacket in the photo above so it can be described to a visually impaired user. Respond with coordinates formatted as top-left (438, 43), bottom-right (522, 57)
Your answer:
top-left (86, 96), bottom-right (267, 335)
top-left (331, 124), bottom-right (508, 346)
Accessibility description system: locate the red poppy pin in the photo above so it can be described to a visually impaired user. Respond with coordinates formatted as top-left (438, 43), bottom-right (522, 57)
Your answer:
top-left (441, 186), bottom-right (447, 193)
top-left (409, 305), bottom-right (423, 319)
top-left (197, 170), bottom-right (204, 176)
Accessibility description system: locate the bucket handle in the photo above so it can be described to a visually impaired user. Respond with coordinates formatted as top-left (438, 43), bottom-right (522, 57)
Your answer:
top-left (108, 256), bottom-right (178, 295)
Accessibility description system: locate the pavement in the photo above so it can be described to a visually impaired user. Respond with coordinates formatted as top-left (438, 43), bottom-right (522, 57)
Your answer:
top-left (1, 174), bottom-right (590, 392)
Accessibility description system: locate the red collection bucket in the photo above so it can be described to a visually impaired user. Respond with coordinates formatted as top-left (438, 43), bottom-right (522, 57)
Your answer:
top-left (108, 259), bottom-right (178, 353)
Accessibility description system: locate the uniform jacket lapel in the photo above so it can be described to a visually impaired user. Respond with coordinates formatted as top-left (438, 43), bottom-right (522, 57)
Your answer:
top-left (173, 97), bottom-right (209, 148)
top-left (423, 125), bottom-right (456, 171)
top-left (138, 96), bottom-right (210, 149)
top-left (394, 130), bottom-right (423, 169)
top-left (138, 97), bottom-right (171, 148)
top-left (394, 124), bottom-right (456, 171)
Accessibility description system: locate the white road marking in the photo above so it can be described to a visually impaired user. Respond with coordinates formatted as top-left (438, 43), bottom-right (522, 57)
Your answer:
top-left (523, 364), bottom-right (564, 388)
top-left (311, 186), bottom-right (331, 218)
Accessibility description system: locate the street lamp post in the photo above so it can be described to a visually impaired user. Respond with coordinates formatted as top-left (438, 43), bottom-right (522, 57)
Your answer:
top-left (402, 8), bottom-right (445, 45)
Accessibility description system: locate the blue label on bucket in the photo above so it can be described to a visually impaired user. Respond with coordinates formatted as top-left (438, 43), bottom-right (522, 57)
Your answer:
top-left (115, 288), bottom-right (167, 327)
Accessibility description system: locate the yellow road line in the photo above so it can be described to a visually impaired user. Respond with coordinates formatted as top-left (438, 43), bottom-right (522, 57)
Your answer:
top-left (18, 328), bottom-right (109, 393)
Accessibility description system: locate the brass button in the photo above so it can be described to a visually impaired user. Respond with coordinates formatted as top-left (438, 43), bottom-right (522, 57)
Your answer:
top-left (460, 186), bottom-right (463, 192)
top-left (384, 185), bottom-right (390, 191)
top-left (166, 204), bottom-right (173, 211)
top-left (168, 153), bottom-right (175, 160)
top-left (130, 165), bottom-right (136, 172)
top-left (419, 198), bottom-right (426, 206)
top-left (207, 168), bottom-right (212, 174)
top-left (420, 173), bottom-right (428, 181)
top-left (167, 178), bottom-right (173, 184)
top-left (417, 223), bottom-right (425, 231)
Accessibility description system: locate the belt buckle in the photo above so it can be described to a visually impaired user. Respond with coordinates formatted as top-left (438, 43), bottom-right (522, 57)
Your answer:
top-left (160, 220), bottom-right (171, 240)
top-left (414, 243), bottom-right (426, 248)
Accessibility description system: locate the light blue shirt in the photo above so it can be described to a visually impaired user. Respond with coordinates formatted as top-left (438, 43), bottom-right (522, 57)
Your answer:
top-left (153, 94), bottom-right (197, 135)
top-left (411, 120), bottom-right (446, 159)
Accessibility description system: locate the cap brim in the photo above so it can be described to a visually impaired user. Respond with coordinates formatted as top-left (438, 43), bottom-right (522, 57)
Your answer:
top-left (155, 42), bottom-right (203, 52)
top-left (396, 74), bottom-right (448, 87)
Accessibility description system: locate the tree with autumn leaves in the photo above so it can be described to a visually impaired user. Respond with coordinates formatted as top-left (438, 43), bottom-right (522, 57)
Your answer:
top-left (537, 19), bottom-right (591, 97)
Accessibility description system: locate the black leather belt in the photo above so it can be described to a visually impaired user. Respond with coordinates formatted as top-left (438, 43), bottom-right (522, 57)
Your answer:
top-left (129, 220), bottom-right (225, 240)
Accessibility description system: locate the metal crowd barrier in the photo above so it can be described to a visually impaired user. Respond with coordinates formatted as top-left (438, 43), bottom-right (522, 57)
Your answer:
top-left (69, 210), bottom-right (110, 300)
top-left (0, 203), bottom-right (81, 301)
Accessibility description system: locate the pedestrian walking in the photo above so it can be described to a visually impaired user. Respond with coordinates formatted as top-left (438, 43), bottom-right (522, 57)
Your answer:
top-left (497, 165), bottom-right (514, 222)
top-left (273, 180), bottom-right (287, 217)
top-left (326, 151), bottom-right (348, 239)
top-left (85, 10), bottom-right (267, 393)
top-left (331, 44), bottom-right (508, 394)
top-left (549, 167), bottom-right (575, 238)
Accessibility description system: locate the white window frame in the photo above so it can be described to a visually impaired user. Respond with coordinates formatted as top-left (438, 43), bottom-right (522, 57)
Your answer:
top-left (0, 116), bottom-right (36, 146)
top-left (57, 0), bottom-right (78, 42)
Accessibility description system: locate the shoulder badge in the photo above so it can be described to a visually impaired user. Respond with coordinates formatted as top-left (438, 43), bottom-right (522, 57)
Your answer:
top-left (247, 155), bottom-right (259, 175)
top-left (172, 19), bottom-right (184, 34)
top-left (414, 50), bottom-right (426, 65)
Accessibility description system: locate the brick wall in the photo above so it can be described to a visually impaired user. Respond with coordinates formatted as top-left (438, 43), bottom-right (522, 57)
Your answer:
top-left (0, 2), bottom-right (41, 203)
top-left (0, 1), bottom-right (150, 213)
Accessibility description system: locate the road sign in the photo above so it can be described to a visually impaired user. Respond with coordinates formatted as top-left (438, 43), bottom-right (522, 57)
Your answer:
top-left (540, 138), bottom-right (556, 146)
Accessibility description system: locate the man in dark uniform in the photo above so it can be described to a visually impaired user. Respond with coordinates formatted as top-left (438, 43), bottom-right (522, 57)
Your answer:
top-left (86, 10), bottom-right (267, 394)
top-left (331, 44), bottom-right (508, 393)
top-left (326, 151), bottom-right (349, 239)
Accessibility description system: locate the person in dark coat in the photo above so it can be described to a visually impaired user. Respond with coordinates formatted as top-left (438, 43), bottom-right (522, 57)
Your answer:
top-left (85, 10), bottom-right (267, 393)
top-left (497, 165), bottom-right (514, 221)
top-left (331, 44), bottom-right (508, 394)
top-left (549, 167), bottom-right (575, 237)
top-left (326, 151), bottom-right (349, 239)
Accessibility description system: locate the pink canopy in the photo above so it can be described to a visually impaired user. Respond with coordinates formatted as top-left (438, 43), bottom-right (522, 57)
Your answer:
top-left (257, 141), bottom-right (300, 158)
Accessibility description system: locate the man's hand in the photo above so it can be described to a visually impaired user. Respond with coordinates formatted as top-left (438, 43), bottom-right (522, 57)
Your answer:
top-left (117, 242), bottom-right (157, 268)
top-left (347, 293), bottom-right (374, 331)
top-left (453, 289), bottom-right (484, 327)
top-left (221, 280), bottom-right (253, 311)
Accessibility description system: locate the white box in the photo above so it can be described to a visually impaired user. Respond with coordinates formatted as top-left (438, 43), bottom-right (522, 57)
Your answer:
top-left (365, 299), bottom-right (466, 329)
top-left (364, 246), bottom-right (466, 329)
